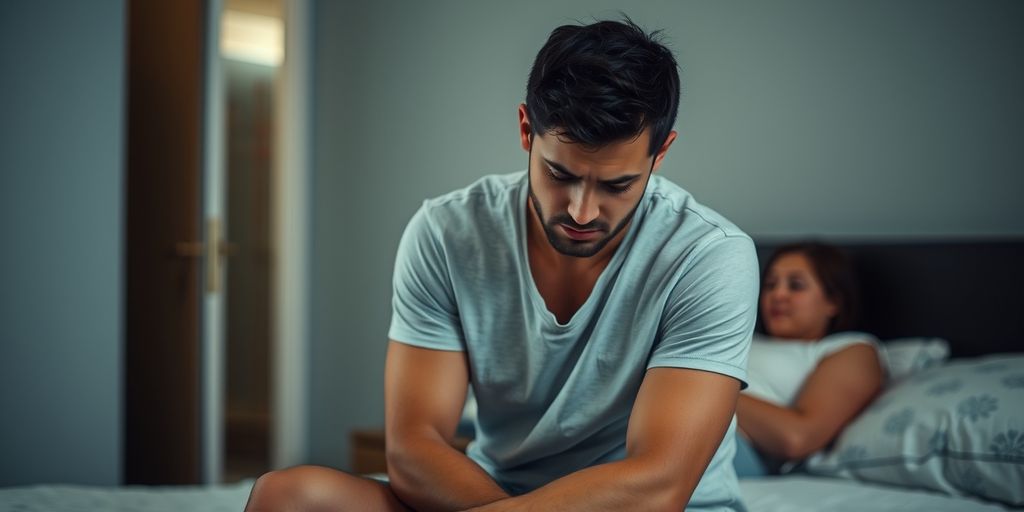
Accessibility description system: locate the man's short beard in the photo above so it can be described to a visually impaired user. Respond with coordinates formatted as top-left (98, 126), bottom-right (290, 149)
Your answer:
top-left (527, 177), bottom-right (642, 259)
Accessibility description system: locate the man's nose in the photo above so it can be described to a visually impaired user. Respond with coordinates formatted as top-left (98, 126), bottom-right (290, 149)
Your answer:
top-left (567, 185), bottom-right (599, 226)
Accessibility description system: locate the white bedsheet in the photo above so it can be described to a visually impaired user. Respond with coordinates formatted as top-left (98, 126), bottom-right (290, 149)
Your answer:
top-left (740, 475), bottom-right (1010, 511)
top-left (0, 479), bottom-right (254, 512)
top-left (0, 475), bottom-right (1011, 511)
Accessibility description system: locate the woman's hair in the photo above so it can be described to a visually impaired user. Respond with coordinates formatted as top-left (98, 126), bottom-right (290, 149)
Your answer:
top-left (761, 241), bottom-right (861, 334)
top-left (525, 16), bottom-right (680, 156)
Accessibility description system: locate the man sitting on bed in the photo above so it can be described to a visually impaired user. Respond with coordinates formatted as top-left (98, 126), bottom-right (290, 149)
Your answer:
top-left (244, 17), bottom-right (759, 512)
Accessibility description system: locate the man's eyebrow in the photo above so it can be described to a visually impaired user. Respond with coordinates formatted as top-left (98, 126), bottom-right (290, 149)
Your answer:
top-left (542, 158), bottom-right (643, 185)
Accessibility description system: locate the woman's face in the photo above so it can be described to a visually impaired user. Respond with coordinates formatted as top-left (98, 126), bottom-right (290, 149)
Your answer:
top-left (760, 252), bottom-right (838, 340)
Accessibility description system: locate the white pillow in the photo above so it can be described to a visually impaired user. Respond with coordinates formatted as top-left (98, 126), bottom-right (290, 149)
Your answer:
top-left (804, 354), bottom-right (1024, 506)
top-left (879, 337), bottom-right (950, 383)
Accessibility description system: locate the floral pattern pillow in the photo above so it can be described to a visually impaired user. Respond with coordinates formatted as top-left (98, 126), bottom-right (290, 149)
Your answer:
top-left (804, 354), bottom-right (1024, 506)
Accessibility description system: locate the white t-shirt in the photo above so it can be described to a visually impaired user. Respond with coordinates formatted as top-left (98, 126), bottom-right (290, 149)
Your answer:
top-left (743, 332), bottom-right (881, 406)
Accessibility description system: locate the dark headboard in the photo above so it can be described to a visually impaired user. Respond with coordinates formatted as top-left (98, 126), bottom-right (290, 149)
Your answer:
top-left (754, 239), bottom-right (1024, 358)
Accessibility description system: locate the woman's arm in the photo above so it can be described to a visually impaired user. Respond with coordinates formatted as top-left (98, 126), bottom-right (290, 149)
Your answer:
top-left (736, 343), bottom-right (884, 460)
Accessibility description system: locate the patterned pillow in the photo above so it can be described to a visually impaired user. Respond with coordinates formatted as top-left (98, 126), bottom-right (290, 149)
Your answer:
top-left (804, 354), bottom-right (1024, 506)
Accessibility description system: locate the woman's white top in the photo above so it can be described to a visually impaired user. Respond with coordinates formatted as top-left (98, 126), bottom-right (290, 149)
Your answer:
top-left (743, 331), bottom-right (881, 406)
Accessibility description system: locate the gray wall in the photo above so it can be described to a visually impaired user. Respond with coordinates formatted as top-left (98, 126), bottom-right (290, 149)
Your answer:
top-left (312, 0), bottom-right (1024, 469)
top-left (0, 1), bottom-right (125, 485)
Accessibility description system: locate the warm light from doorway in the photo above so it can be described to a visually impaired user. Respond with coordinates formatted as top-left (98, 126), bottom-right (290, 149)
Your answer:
top-left (221, 10), bottom-right (283, 66)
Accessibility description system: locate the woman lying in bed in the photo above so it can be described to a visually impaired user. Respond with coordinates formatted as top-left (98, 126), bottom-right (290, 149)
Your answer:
top-left (734, 242), bottom-right (885, 477)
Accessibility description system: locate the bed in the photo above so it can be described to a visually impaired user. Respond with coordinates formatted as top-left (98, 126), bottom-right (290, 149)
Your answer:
top-left (0, 475), bottom-right (1009, 512)
top-left (748, 239), bottom-right (1024, 510)
top-left (1, 239), bottom-right (1021, 511)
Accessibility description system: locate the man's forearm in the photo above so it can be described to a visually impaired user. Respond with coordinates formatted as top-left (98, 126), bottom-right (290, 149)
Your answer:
top-left (464, 456), bottom-right (691, 512)
top-left (387, 436), bottom-right (509, 512)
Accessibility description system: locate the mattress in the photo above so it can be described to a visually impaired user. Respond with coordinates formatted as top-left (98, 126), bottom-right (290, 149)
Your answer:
top-left (0, 475), bottom-right (1010, 511)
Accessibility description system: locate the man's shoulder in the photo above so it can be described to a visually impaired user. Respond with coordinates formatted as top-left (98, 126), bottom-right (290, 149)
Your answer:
top-left (408, 171), bottom-right (524, 245)
top-left (420, 171), bottom-right (524, 217)
top-left (640, 175), bottom-right (753, 261)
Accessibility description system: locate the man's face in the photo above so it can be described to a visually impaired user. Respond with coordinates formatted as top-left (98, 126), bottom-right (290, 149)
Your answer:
top-left (525, 128), bottom-right (657, 258)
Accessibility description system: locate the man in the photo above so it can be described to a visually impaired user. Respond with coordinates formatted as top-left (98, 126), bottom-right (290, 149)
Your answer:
top-left (245, 17), bottom-right (758, 511)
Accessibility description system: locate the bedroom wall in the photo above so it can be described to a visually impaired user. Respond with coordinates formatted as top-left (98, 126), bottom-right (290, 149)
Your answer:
top-left (310, 0), bottom-right (1024, 469)
top-left (0, 1), bottom-right (124, 485)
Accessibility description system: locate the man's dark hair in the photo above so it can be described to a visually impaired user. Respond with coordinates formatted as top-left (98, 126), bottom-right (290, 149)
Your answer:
top-left (525, 16), bottom-right (680, 156)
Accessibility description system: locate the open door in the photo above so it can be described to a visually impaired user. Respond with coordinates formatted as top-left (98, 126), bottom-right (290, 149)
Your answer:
top-left (124, 0), bottom-right (233, 485)
top-left (125, 0), bottom-right (310, 485)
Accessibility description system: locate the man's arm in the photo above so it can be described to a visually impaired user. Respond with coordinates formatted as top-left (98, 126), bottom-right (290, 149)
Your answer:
top-left (385, 340), bottom-right (510, 511)
top-left (466, 367), bottom-right (741, 512)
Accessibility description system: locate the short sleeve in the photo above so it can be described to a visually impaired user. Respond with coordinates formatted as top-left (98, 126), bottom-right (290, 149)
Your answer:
top-left (387, 203), bottom-right (465, 351)
top-left (815, 331), bottom-right (881, 360)
top-left (648, 235), bottom-right (760, 389)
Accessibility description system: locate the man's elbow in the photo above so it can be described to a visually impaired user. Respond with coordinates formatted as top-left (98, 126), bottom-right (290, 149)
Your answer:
top-left (649, 482), bottom-right (695, 511)
top-left (384, 436), bottom-right (423, 497)
top-left (651, 485), bottom-right (693, 511)
top-left (631, 462), bottom-right (697, 511)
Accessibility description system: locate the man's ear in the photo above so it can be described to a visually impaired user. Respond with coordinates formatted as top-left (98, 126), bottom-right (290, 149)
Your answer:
top-left (651, 130), bottom-right (678, 173)
top-left (518, 103), bottom-right (533, 152)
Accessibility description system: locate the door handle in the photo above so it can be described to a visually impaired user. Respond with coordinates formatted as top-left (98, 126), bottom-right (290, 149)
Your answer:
top-left (174, 241), bottom-right (205, 258)
top-left (173, 218), bottom-right (235, 294)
